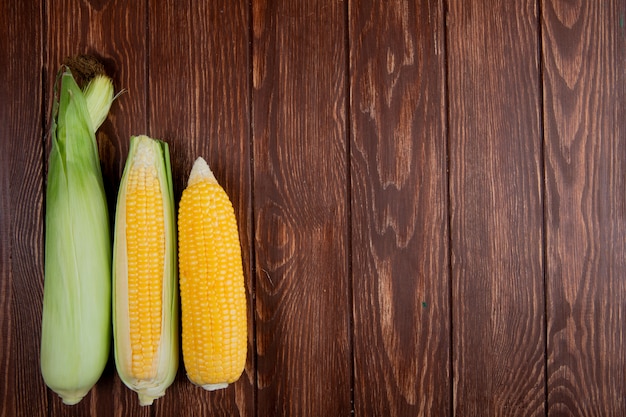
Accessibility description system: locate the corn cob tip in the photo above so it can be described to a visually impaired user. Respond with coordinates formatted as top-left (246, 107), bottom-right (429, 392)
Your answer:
top-left (187, 157), bottom-right (216, 187)
top-left (201, 383), bottom-right (229, 391)
top-left (138, 393), bottom-right (158, 406)
top-left (131, 135), bottom-right (159, 167)
top-left (57, 391), bottom-right (88, 406)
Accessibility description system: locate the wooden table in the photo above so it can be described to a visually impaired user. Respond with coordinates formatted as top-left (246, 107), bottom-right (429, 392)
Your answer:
top-left (2, 0), bottom-right (625, 416)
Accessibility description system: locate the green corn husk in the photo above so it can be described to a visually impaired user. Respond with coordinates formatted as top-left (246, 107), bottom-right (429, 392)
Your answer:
top-left (113, 135), bottom-right (178, 406)
top-left (41, 66), bottom-right (114, 405)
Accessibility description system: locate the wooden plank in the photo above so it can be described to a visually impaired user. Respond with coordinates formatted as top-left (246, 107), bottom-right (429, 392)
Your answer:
top-left (147, 0), bottom-right (253, 415)
top-left (542, 0), bottom-right (626, 415)
top-left (45, 0), bottom-right (147, 415)
top-left (349, 0), bottom-right (449, 415)
top-left (0, 153), bottom-right (13, 417)
top-left (446, 1), bottom-right (546, 415)
top-left (0, 1), bottom-right (45, 416)
top-left (252, 0), bottom-right (351, 415)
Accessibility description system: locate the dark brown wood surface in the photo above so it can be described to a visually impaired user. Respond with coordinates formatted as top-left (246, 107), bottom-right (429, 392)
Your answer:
top-left (252, 0), bottom-right (351, 415)
top-left (2, 1), bottom-right (46, 416)
top-left (543, 0), bottom-right (626, 416)
top-left (349, 0), bottom-right (449, 415)
top-left (447, 1), bottom-right (546, 416)
top-left (1, 0), bottom-right (625, 416)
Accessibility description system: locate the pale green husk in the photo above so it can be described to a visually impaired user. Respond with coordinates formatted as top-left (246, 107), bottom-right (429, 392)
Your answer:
top-left (83, 74), bottom-right (114, 131)
top-left (113, 135), bottom-right (178, 406)
top-left (41, 67), bottom-right (114, 405)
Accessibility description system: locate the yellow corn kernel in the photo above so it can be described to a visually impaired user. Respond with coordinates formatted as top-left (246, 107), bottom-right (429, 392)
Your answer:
top-left (113, 135), bottom-right (178, 405)
top-left (178, 157), bottom-right (247, 391)
top-left (124, 154), bottom-right (164, 379)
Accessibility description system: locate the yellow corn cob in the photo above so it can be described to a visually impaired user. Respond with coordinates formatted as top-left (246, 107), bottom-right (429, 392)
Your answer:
top-left (178, 157), bottom-right (247, 390)
top-left (113, 135), bottom-right (178, 405)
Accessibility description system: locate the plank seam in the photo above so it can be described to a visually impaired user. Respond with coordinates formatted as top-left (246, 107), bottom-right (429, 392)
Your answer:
top-left (441, 0), bottom-right (454, 415)
top-left (343, 0), bottom-right (355, 415)
top-left (145, 0), bottom-right (151, 135)
top-left (537, 0), bottom-right (549, 415)
top-left (248, 0), bottom-right (259, 416)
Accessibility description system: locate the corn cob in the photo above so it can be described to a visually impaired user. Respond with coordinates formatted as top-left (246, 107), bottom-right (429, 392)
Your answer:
top-left (41, 66), bottom-right (114, 405)
top-left (178, 157), bottom-right (247, 390)
top-left (113, 135), bottom-right (178, 405)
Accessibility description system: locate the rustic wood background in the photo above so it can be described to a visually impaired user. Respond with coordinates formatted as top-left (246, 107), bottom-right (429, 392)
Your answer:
top-left (1, 0), bottom-right (625, 416)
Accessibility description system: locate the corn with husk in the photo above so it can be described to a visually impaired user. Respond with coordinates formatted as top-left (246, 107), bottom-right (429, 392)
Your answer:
top-left (113, 135), bottom-right (178, 405)
top-left (41, 66), bottom-right (114, 405)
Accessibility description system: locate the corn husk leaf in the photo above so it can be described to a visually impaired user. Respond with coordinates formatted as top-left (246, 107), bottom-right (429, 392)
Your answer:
top-left (41, 67), bottom-right (113, 405)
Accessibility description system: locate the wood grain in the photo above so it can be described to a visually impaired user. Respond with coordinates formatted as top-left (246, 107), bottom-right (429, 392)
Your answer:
top-left (0, 0), bottom-right (46, 416)
top-left (148, 0), bottom-right (253, 415)
top-left (252, 0), bottom-right (351, 415)
top-left (447, 0), bottom-right (546, 415)
top-left (349, 0), bottom-right (450, 415)
top-left (0, 166), bottom-right (10, 417)
top-left (542, 0), bottom-right (626, 415)
top-left (45, 0), bottom-right (148, 415)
